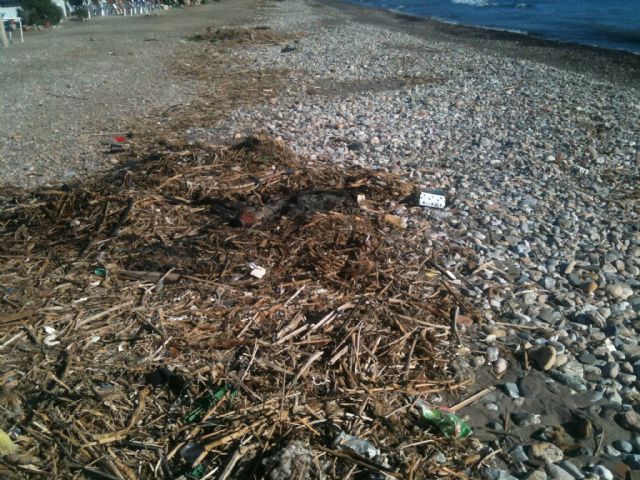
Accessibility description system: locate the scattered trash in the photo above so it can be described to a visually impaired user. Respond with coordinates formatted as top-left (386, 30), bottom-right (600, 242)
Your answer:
top-left (248, 262), bottom-right (267, 279)
top-left (281, 45), bottom-right (296, 53)
top-left (0, 429), bottom-right (18, 455)
top-left (94, 267), bottom-right (107, 276)
top-left (414, 400), bottom-right (472, 438)
top-left (419, 189), bottom-right (446, 209)
top-left (263, 441), bottom-right (318, 480)
top-left (190, 464), bottom-right (205, 478)
top-left (110, 136), bottom-right (127, 153)
top-left (184, 385), bottom-right (235, 424)
top-left (180, 442), bottom-right (204, 464)
top-left (43, 326), bottom-right (59, 346)
top-left (238, 211), bottom-right (257, 227)
top-left (0, 134), bottom-right (473, 477)
top-left (333, 431), bottom-right (380, 460)
top-left (383, 213), bottom-right (407, 229)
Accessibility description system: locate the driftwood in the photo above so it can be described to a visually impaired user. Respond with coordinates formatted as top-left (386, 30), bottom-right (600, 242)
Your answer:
top-left (0, 135), bottom-right (481, 479)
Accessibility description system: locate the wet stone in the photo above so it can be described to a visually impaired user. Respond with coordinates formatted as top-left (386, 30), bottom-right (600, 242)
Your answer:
top-left (501, 382), bottom-right (520, 398)
top-left (512, 412), bottom-right (542, 427)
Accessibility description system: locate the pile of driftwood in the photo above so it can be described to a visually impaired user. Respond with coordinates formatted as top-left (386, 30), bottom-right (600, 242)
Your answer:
top-left (0, 135), bottom-right (482, 479)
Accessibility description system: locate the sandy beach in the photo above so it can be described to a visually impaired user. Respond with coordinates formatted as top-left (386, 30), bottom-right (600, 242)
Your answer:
top-left (1, 0), bottom-right (639, 478)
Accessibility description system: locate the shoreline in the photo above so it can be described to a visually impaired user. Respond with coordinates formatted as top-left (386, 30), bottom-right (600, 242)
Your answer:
top-left (320, 0), bottom-right (640, 88)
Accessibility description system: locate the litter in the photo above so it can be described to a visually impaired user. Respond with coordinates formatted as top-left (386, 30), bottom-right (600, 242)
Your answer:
top-left (414, 400), bottom-right (473, 439)
top-left (248, 262), bottom-right (267, 279)
top-left (333, 431), bottom-right (380, 460)
top-left (419, 189), bottom-right (446, 209)
top-left (184, 385), bottom-right (235, 424)
top-left (0, 429), bottom-right (18, 455)
top-left (263, 441), bottom-right (318, 480)
top-left (383, 213), bottom-right (408, 229)
top-left (0, 129), bottom-right (478, 477)
top-left (43, 326), bottom-right (59, 346)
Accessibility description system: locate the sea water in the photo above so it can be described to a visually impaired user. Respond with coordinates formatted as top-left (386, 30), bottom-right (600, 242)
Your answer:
top-left (345, 0), bottom-right (640, 54)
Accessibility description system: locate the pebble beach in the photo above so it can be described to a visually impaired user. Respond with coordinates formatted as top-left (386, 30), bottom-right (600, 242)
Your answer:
top-left (208, 1), bottom-right (640, 478)
top-left (2, 0), bottom-right (640, 478)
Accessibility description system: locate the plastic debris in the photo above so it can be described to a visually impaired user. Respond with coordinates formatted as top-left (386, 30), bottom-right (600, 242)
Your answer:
top-left (43, 326), bottom-right (60, 346)
top-left (419, 190), bottom-right (446, 209)
top-left (414, 400), bottom-right (472, 438)
top-left (333, 431), bottom-right (380, 460)
top-left (184, 385), bottom-right (235, 424)
top-left (262, 441), bottom-right (317, 480)
top-left (110, 136), bottom-right (128, 153)
top-left (94, 267), bottom-right (107, 276)
top-left (248, 262), bottom-right (267, 279)
top-left (0, 429), bottom-right (18, 455)
top-left (180, 442), bottom-right (204, 464)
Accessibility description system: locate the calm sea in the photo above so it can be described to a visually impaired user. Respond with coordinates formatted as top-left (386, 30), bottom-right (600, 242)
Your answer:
top-left (345, 0), bottom-right (640, 54)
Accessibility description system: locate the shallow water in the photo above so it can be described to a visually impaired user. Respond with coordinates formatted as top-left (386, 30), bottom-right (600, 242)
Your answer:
top-left (345, 0), bottom-right (640, 54)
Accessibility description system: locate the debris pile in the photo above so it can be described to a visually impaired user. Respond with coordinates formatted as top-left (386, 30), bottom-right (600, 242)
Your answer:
top-left (0, 135), bottom-right (481, 478)
top-left (190, 26), bottom-right (300, 46)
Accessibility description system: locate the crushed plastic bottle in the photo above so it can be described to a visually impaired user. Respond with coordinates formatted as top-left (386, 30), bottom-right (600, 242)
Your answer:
top-left (333, 431), bottom-right (380, 459)
top-left (414, 400), bottom-right (472, 439)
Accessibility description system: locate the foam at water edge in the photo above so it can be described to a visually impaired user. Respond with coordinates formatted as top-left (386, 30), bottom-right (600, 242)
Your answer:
top-left (450, 0), bottom-right (493, 7)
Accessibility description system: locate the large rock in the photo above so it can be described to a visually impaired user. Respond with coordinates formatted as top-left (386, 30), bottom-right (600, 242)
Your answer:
top-left (618, 410), bottom-right (640, 433)
top-left (546, 463), bottom-right (575, 480)
top-left (530, 346), bottom-right (557, 371)
top-left (606, 283), bottom-right (633, 300)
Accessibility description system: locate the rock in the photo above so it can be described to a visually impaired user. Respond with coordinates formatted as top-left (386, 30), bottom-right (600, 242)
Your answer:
top-left (624, 453), bottom-right (640, 469)
top-left (602, 362), bottom-right (620, 379)
top-left (578, 352), bottom-right (597, 365)
top-left (613, 440), bottom-right (633, 454)
top-left (618, 410), bottom-right (640, 433)
top-left (539, 307), bottom-right (560, 324)
top-left (530, 442), bottom-right (564, 463)
top-left (558, 460), bottom-right (585, 479)
top-left (494, 358), bottom-right (508, 374)
top-left (607, 283), bottom-right (633, 300)
top-left (549, 370), bottom-right (587, 391)
top-left (604, 445), bottom-right (621, 457)
top-left (512, 411), bottom-right (542, 427)
top-left (618, 373), bottom-right (637, 385)
top-left (509, 445), bottom-right (528, 463)
top-left (485, 467), bottom-right (518, 480)
top-left (530, 345), bottom-right (557, 371)
top-left (592, 465), bottom-right (613, 480)
top-left (546, 463), bottom-right (576, 480)
top-left (518, 372), bottom-right (546, 397)
top-left (562, 359), bottom-right (585, 378)
top-left (487, 346), bottom-right (500, 362)
top-left (501, 382), bottom-right (520, 398)
top-left (525, 470), bottom-right (548, 480)
top-left (555, 353), bottom-right (569, 368)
